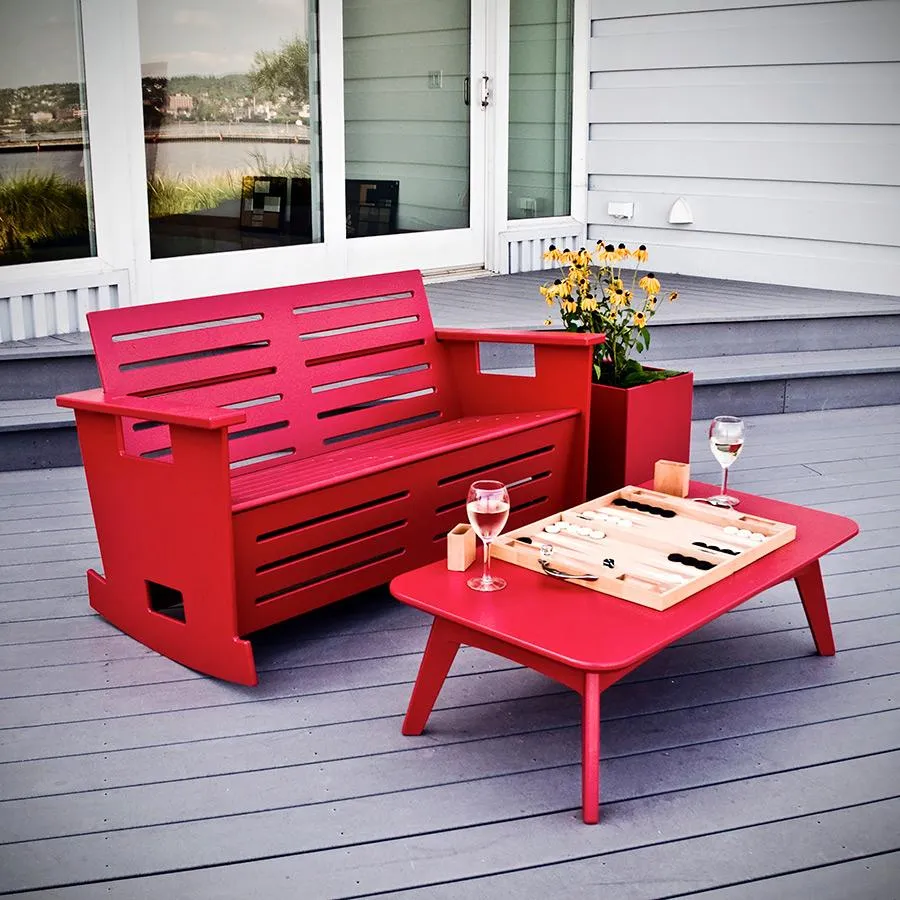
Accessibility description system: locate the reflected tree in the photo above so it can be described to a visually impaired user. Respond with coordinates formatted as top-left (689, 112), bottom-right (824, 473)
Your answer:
top-left (249, 37), bottom-right (310, 108)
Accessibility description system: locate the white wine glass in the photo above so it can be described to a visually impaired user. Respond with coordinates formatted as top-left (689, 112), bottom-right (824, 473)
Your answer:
top-left (707, 415), bottom-right (745, 507)
top-left (466, 480), bottom-right (510, 592)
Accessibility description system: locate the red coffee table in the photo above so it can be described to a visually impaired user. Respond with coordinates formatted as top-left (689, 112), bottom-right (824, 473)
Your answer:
top-left (390, 482), bottom-right (858, 823)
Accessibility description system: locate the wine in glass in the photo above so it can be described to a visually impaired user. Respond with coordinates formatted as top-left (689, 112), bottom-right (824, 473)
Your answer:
top-left (466, 480), bottom-right (510, 592)
top-left (707, 415), bottom-right (745, 507)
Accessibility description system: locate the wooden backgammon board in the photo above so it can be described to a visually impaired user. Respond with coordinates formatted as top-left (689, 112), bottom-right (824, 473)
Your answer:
top-left (491, 486), bottom-right (797, 610)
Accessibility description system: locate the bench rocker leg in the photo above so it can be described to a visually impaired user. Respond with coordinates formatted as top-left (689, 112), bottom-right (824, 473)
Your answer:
top-left (77, 411), bottom-right (258, 685)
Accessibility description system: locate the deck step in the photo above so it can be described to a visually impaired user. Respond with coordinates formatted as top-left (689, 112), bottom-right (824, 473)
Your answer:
top-left (659, 347), bottom-right (900, 384)
top-left (0, 399), bottom-right (80, 471)
top-left (643, 313), bottom-right (900, 360)
top-left (0, 334), bottom-right (98, 401)
top-left (655, 348), bottom-right (900, 419)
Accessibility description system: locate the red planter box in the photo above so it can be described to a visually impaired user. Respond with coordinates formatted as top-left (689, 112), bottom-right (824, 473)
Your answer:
top-left (586, 370), bottom-right (694, 500)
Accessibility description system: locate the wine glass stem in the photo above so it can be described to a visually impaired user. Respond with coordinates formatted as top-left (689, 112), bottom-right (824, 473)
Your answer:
top-left (720, 465), bottom-right (729, 497)
top-left (482, 540), bottom-right (492, 584)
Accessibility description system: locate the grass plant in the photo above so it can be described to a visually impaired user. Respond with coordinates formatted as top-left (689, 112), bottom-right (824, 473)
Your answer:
top-left (147, 170), bottom-right (242, 218)
top-left (0, 171), bottom-right (89, 256)
top-left (147, 151), bottom-right (310, 218)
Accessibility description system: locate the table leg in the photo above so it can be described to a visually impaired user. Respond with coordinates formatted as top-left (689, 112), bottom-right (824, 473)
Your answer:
top-left (401, 618), bottom-right (461, 736)
top-left (581, 672), bottom-right (601, 824)
top-left (795, 559), bottom-right (836, 656)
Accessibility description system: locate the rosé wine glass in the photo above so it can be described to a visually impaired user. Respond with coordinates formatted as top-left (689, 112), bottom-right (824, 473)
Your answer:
top-left (707, 415), bottom-right (745, 507)
top-left (466, 480), bottom-right (510, 591)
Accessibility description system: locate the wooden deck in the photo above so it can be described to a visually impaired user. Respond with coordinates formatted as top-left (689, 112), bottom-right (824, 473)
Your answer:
top-left (1, 405), bottom-right (899, 898)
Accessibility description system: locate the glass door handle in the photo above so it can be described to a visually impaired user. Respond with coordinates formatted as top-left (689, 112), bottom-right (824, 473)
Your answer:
top-left (480, 75), bottom-right (491, 109)
top-left (463, 76), bottom-right (470, 106)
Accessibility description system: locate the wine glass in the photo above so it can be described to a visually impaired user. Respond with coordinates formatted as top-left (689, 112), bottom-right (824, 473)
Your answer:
top-left (466, 480), bottom-right (510, 591)
top-left (707, 416), bottom-right (745, 507)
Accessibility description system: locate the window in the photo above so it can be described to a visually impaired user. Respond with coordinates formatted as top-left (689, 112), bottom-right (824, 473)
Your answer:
top-left (342, 0), bottom-right (471, 238)
top-left (137, 0), bottom-right (322, 258)
top-left (0, 0), bottom-right (95, 267)
top-left (508, 0), bottom-right (573, 220)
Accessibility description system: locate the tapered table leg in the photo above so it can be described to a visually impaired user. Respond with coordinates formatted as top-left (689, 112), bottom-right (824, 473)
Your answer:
top-left (795, 559), bottom-right (836, 656)
top-left (401, 618), bottom-right (461, 735)
top-left (581, 671), bottom-right (601, 824)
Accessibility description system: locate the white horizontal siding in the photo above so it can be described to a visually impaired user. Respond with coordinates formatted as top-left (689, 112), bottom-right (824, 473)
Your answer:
top-left (588, 177), bottom-right (900, 247)
top-left (591, 0), bottom-right (843, 14)
top-left (588, 124), bottom-right (899, 186)
top-left (591, 0), bottom-right (899, 66)
top-left (589, 63), bottom-right (900, 125)
top-left (587, 0), bottom-right (900, 293)
top-left (584, 225), bottom-right (899, 294)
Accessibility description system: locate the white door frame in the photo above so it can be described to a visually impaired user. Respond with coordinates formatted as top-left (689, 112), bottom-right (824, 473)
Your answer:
top-left (490, 0), bottom-right (589, 274)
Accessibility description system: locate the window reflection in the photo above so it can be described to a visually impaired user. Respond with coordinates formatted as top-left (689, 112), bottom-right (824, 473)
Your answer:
top-left (0, 0), bottom-right (95, 267)
top-left (138, 0), bottom-right (322, 258)
top-left (508, 0), bottom-right (573, 220)
top-left (342, 0), bottom-right (470, 238)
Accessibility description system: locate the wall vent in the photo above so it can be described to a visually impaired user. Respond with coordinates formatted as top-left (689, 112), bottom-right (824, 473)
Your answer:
top-left (501, 227), bottom-right (587, 275)
top-left (0, 270), bottom-right (128, 341)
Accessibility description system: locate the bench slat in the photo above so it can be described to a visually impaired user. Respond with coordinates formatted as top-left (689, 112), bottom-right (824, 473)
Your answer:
top-left (230, 409), bottom-right (578, 511)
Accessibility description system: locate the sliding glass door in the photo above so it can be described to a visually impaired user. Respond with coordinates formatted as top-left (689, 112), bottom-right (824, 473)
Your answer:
top-left (339, 0), bottom-right (488, 274)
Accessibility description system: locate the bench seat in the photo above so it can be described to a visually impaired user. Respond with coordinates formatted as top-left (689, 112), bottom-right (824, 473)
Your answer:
top-left (230, 408), bottom-right (578, 511)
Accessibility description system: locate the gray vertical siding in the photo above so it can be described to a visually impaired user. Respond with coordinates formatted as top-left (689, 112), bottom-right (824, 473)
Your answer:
top-left (587, 0), bottom-right (900, 294)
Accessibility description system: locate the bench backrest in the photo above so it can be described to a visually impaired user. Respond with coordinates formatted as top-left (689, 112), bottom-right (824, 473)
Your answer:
top-left (87, 270), bottom-right (461, 472)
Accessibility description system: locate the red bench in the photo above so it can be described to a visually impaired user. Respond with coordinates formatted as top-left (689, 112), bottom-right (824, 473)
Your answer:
top-left (57, 270), bottom-right (603, 684)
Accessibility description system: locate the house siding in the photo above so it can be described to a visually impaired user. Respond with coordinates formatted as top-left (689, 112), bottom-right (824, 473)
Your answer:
top-left (587, 0), bottom-right (900, 294)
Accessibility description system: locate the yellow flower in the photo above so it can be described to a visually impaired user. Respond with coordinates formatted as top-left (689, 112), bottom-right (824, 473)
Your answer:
top-left (609, 288), bottom-right (626, 307)
top-left (623, 290), bottom-right (634, 305)
top-left (610, 277), bottom-right (624, 291)
top-left (615, 242), bottom-right (629, 261)
top-left (543, 244), bottom-right (562, 263)
top-left (668, 290), bottom-right (678, 302)
top-left (632, 244), bottom-right (649, 263)
top-left (561, 299), bottom-right (578, 314)
top-left (633, 311), bottom-right (647, 327)
top-left (646, 297), bottom-right (657, 310)
top-left (639, 273), bottom-right (661, 295)
top-left (597, 243), bottom-right (616, 262)
top-left (582, 295), bottom-right (599, 311)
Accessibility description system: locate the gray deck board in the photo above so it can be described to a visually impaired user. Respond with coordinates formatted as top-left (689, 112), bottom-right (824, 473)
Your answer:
top-left (10, 756), bottom-right (898, 898)
top-left (687, 851), bottom-right (900, 900)
top-left (424, 271), bottom-right (900, 329)
top-left (2, 719), bottom-right (898, 892)
top-left (376, 805), bottom-right (900, 899)
top-left (1, 404), bottom-right (899, 897)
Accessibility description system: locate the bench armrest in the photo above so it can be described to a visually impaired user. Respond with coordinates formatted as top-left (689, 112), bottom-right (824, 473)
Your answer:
top-left (434, 328), bottom-right (606, 348)
top-left (57, 388), bottom-right (247, 430)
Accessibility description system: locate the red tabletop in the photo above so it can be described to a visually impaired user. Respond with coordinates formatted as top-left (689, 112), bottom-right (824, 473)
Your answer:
top-left (390, 481), bottom-right (859, 672)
